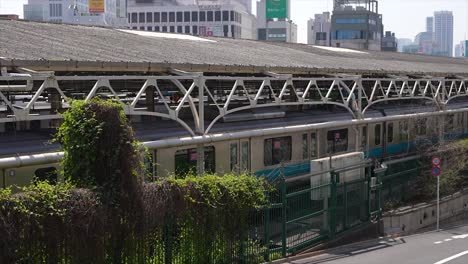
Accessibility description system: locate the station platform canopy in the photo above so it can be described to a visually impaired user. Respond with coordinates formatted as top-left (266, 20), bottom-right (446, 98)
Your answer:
top-left (1, 19), bottom-right (468, 76)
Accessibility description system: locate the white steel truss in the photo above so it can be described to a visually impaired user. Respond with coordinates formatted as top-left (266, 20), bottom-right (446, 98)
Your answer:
top-left (1, 74), bottom-right (468, 135)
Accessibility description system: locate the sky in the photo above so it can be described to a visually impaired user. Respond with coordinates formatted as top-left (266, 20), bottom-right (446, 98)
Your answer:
top-left (1, 0), bottom-right (467, 46)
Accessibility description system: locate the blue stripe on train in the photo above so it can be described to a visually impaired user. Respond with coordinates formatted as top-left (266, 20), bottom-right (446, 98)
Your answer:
top-left (255, 132), bottom-right (468, 179)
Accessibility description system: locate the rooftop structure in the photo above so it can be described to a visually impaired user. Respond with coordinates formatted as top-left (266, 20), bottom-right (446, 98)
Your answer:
top-left (381, 31), bottom-right (397, 52)
top-left (23, 0), bottom-right (127, 27)
top-left (127, 0), bottom-right (256, 39)
top-left (331, 0), bottom-right (383, 51)
top-left (256, 0), bottom-right (297, 43)
top-left (307, 12), bottom-right (331, 46)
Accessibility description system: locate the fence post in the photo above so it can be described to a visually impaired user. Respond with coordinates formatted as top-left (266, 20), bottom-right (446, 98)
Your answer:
top-left (264, 198), bottom-right (271, 261)
top-left (329, 171), bottom-right (338, 239)
top-left (281, 164), bottom-right (287, 258)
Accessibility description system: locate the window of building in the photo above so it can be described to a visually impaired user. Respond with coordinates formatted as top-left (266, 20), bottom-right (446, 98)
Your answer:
top-left (162, 26), bottom-right (167, 32)
top-left (162, 12), bottom-right (168, 22)
top-left (374, 124), bottom-right (381, 146)
top-left (223, 25), bottom-right (228, 37)
top-left (49, 3), bottom-right (62, 18)
top-left (230, 143), bottom-right (238, 171)
top-left (146, 12), bottom-right (153, 23)
top-left (192, 25), bottom-right (198, 35)
top-left (139, 12), bottom-right (145, 23)
top-left (264, 137), bottom-right (292, 166)
top-left (241, 141), bottom-right (249, 171)
top-left (222, 10), bottom-right (229, 21)
top-left (177, 26), bottom-right (183, 33)
top-left (192, 11), bottom-right (198, 22)
top-left (230, 11), bottom-right (235, 22)
top-left (128, 14), bottom-right (131, 23)
top-left (302, 134), bottom-right (309, 160)
top-left (131, 13), bottom-right (138, 23)
top-left (139, 26), bottom-right (145, 30)
top-left (175, 146), bottom-right (216, 176)
top-left (170, 26), bottom-right (175, 32)
top-left (316, 32), bottom-right (327, 40)
top-left (215, 11), bottom-right (221, 21)
top-left (155, 26), bottom-right (160, 32)
top-left (311, 133), bottom-right (317, 158)
top-left (334, 30), bottom-right (365, 40)
top-left (231, 25), bottom-right (235, 38)
top-left (132, 26), bottom-right (137, 30)
top-left (169, 12), bottom-right (175, 22)
top-left (335, 18), bottom-right (367, 24)
top-left (176, 11), bottom-right (182, 22)
top-left (200, 11), bottom-right (206, 21)
top-left (185, 25), bottom-right (190, 34)
top-left (147, 26), bottom-right (152, 31)
top-left (184, 11), bottom-right (190, 22)
top-left (327, 129), bottom-right (348, 153)
top-left (207, 11), bottom-right (213, 21)
top-left (154, 12), bottom-right (160, 22)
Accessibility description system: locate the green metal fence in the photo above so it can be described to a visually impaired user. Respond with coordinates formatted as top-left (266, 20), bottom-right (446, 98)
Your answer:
top-left (261, 162), bottom-right (382, 260)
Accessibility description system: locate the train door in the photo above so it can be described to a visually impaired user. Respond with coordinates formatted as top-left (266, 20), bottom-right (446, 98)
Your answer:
top-left (229, 139), bottom-right (250, 175)
top-left (385, 122), bottom-right (395, 156)
top-left (360, 125), bottom-right (368, 154)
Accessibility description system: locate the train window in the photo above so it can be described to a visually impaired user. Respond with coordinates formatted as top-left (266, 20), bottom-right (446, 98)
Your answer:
top-left (34, 167), bottom-right (57, 184)
top-left (230, 143), bottom-right (238, 171)
top-left (374, 125), bottom-right (381, 146)
top-left (264, 137), bottom-right (292, 166)
top-left (302, 134), bottom-right (309, 160)
top-left (241, 141), bottom-right (249, 171)
top-left (399, 121), bottom-right (408, 141)
top-left (327, 129), bottom-right (348, 154)
top-left (311, 133), bottom-right (317, 158)
top-left (387, 123), bottom-right (394, 143)
top-left (175, 146), bottom-right (215, 176)
top-left (416, 118), bottom-right (427, 136)
top-left (361, 126), bottom-right (367, 150)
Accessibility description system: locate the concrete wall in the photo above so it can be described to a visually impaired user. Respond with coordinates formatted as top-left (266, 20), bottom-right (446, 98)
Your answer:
top-left (383, 189), bottom-right (468, 235)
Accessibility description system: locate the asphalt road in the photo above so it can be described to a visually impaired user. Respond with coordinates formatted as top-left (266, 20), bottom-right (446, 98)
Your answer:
top-left (288, 220), bottom-right (468, 264)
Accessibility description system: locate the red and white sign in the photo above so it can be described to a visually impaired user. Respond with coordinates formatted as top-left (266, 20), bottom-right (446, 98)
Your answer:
top-left (432, 157), bottom-right (441, 167)
top-left (431, 166), bottom-right (441, 177)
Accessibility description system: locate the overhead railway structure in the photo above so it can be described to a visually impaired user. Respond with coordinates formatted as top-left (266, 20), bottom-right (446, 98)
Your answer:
top-left (1, 19), bottom-right (468, 186)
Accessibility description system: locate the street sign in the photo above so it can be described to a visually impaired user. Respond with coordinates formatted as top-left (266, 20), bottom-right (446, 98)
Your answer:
top-left (431, 166), bottom-right (441, 177)
top-left (266, 0), bottom-right (288, 19)
top-left (431, 156), bottom-right (441, 167)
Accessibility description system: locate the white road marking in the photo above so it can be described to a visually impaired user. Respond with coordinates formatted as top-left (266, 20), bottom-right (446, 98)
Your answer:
top-left (434, 241), bottom-right (443, 244)
top-left (434, 250), bottom-right (468, 264)
top-left (444, 239), bottom-right (452, 242)
top-left (452, 234), bottom-right (468, 239)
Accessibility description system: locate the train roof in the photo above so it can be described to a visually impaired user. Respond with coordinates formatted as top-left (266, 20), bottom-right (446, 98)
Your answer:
top-left (1, 19), bottom-right (468, 76)
top-left (0, 101), bottom-right (461, 157)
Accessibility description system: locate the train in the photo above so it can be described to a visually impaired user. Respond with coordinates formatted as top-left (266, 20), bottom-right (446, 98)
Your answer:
top-left (2, 100), bottom-right (468, 188)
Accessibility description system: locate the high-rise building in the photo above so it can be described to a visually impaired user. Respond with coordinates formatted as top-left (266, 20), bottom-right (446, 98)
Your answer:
top-left (455, 44), bottom-right (462, 57)
top-left (426, 17), bottom-right (433, 33)
top-left (307, 12), bottom-right (331, 46)
top-left (127, 0), bottom-right (256, 39)
top-left (256, 0), bottom-right (297, 43)
top-left (433, 11), bottom-right (454, 57)
top-left (330, 0), bottom-right (383, 51)
top-left (23, 0), bottom-right (128, 27)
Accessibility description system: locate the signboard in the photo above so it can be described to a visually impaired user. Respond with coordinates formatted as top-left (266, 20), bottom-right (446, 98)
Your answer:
top-left (266, 0), bottom-right (288, 19)
top-left (431, 157), bottom-right (441, 167)
top-left (89, 0), bottom-right (105, 13)
top-left (431, 166), bottom-right (441, 177)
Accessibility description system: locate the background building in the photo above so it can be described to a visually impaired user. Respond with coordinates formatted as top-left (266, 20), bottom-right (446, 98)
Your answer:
top-left (23, 0), bottom-right (127, 27)
top-left (127, 0), bottom-right (256, 39)
top-left (397, 38), bottom-right (413, 52)
top-left (307, 12), bottom-right (331, 46)
top-left (381, 31), bottom-right (397, 52)
top-left (330, 0), bottom-right (383, 51)
top-left (455, 43), bottom-right (462, 57)
top-left (256, 0), bottom-right (297, 43)
top-left (433, 11), bottom-right (454, 57)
